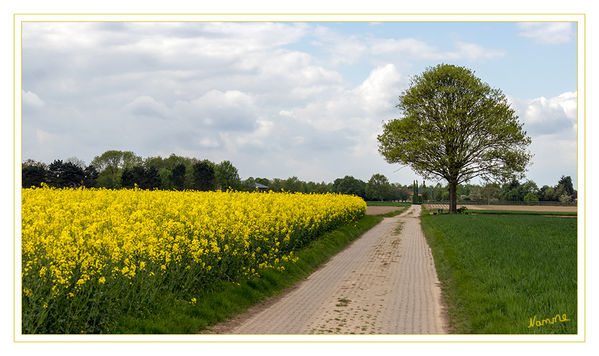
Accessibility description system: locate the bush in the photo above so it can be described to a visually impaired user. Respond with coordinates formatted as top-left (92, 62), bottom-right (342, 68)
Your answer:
top-left (523, 192), bottom-right (539, 202)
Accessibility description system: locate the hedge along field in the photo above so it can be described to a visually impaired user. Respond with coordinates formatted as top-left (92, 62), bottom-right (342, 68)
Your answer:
top-left (21, 186), bottom-right (366, 333)
top-left (421, 213), bottom-right (577, 334)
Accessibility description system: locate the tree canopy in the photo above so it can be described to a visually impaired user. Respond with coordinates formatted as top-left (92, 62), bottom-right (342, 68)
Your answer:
top-left (378, 64), bottom-right (532, 213)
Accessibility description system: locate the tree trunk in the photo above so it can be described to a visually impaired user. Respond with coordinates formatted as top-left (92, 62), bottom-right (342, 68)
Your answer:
top-left (449, 181), bottom-right (457, 214)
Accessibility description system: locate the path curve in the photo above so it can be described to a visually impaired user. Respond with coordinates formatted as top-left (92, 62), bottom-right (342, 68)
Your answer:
top-left (211, 205), bottom-right (448, 334)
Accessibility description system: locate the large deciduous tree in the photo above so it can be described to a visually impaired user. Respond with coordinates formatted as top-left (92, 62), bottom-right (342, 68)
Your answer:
top-left (214, 160), bottom-right (241, 190)
top-left (378, 64), bottom-right (532, 213)
top-left (365, 173), bottom-right (391, 201)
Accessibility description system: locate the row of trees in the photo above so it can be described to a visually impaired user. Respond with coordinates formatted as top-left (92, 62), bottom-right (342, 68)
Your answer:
top-left (449, 176), bottom-right (577, 203)
top-left (22, 151), bottom-right (243, 192)
top-left (22, 150), bottom-right (576, 203)
top-left (21, 150), bottom-right (400, 199)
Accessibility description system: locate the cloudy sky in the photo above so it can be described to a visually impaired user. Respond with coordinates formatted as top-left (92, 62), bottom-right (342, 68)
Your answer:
top-left (21, 21), bottom-right (578, 187)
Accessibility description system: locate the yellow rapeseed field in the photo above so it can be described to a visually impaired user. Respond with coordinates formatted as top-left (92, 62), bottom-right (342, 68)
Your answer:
top-left (21, 186), bottom-right (365, 333)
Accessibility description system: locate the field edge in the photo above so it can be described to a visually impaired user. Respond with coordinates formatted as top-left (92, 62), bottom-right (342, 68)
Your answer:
top-left (114, 214), bottom-right (384, 334)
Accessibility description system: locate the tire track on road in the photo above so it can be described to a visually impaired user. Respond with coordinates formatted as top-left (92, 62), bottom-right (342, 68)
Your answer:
top-left (212, 205), bottom-right (448, 334)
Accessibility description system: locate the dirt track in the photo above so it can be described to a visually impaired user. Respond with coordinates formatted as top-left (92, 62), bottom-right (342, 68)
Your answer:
top-left (365, 206), bottom-right (404, 215)
top-left (209, 205), bottom-right (447, 335)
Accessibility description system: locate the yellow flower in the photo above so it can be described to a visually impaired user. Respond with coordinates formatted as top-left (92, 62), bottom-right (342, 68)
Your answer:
top-left (21, 187), bottom-right (365, 311)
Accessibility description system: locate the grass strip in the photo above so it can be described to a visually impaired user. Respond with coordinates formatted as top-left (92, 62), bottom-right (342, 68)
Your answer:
top-left (114, 214), bottom-right (383, 334)
top-left (421, 212), bottom-right (577, 334)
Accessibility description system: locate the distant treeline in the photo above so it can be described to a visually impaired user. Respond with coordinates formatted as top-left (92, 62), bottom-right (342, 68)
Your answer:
top-left (22, 150), bottom-right (577, 203)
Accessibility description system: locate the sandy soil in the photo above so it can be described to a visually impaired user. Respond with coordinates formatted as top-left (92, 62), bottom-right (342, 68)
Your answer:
top-left (365, 206), bottom-right (404, 215)
top-left (208, 205), bottom-right (448, 335)
top-left (424, 204), bottom-right (577, 213)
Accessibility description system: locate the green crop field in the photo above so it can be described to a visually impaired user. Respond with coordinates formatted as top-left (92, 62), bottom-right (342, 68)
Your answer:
top-left (421, 213), bottom-right (577, 334)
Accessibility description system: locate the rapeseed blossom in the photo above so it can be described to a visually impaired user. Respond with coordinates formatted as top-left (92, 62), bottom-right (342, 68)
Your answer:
top-left (21, 186), bottom-right (365, 333)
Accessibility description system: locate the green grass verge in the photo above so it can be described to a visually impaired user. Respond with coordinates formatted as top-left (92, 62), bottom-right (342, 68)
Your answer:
top-left (114, 214), bottom-right (383, 334)
top-left (421, 213), bottom-right (577, 334)
top-left (366, 201), bottom-right (411, 207)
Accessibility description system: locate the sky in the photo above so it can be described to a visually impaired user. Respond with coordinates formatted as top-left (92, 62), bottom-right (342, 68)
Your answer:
top-left (21, 21), bottom-right (578, 187)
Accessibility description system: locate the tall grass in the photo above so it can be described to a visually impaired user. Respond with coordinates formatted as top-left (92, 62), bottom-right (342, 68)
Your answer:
top-left (421, 213), bottom-right (577, 334)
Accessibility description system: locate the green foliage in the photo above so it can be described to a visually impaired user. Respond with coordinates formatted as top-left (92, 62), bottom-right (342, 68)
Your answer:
top-left (171, 163), bottom-right (186, 190)
top-left (523, 192), bottom-right (539, 202)
top-left (558, 175), bottom-right (575, 196)
top-left (281, 176), bottom-right (305, 193)
top-left (214, 160), bottom-right (241, 190)
top-left (540, 185), bottom-right (556, 201)
top-left (22, 164), bottom-right (47, 188)
top-left (47, 160), bottom-right (85, 188)
top-left (412, 180), bottom-right (421, 204)
top-left (83, 165), bottom-right (98, 188)
top-left (121, 166), bottom-right (161, 189)
top-left (333, 176), bottom-right (366, 198)
top-left (421, 214), bottom-right (577, 334)
top-left (192, 160), bottom-right (215, 191)
top-left (559, 193), bottom-right (573, 203)
top-left (378, 64), bottom-right (531, 212)
top-left (91, 150), bottom-right (142, 171)
top-left (365, 173), bottom-right (391, 201)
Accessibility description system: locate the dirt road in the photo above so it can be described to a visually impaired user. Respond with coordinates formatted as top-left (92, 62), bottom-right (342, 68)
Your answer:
top-left (211, 205), bottom-right (448, 334)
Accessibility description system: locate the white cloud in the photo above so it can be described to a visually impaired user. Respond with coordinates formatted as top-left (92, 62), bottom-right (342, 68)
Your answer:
top-left (517, 22), bottom-right (574, 44)
top-left (516, 91), bottom-right (577, 136)
top-left (20, 22), bottom-right (575, 186)
top-left (353, 64), bottom-right (403, 114)
top-left (173, 89), bottom-right (259, 131)
top-left (451, 42), bottom-right (505, 61)
top-left (505, 91), bottom-right (577, 185)
top-left (125, 96), bottom-right (169, 118)
top-left (320, 32), bottom-right (505, 64)
top-left (22, 90), bottom-right (45, 108)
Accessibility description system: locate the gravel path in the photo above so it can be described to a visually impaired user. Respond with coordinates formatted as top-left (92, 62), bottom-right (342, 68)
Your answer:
top-left (211, 205), bottom-right (448, 334)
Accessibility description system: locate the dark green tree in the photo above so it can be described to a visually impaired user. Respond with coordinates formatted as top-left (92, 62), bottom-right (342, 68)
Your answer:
top-left (192, 160), bottom-right (215, 191)
top-left (365, 173), bottom-right (391, 201)
top-left (333, 176), bottom-right (366, 198)
top-left (255, 177), bottom-right (270, 187)
top-left (214, 160), bottom-right (241, 190)
top-left (281, 176), bottom-right (305, 193)
top-left (171, 163), bottom-right (186, 190)
top-left (121, 166), bottom-right (160, 189)
top-left (83, 165), bottom-right (98, 187)
top-left (47, 160), bottom-right (85, 188)
top-left (540, 185), bottom-right (556, 201)
top-left (501, 179), bottom-right (522, 201)
top-left (481, 182), bottom-right (500, 204)
top-left (22, 164), bottom-right (47, 188)
top-left (378, 64), bottom-right (531, 213)
top-left (91, 150), bottom-right (142, 189)
top-left (557, 175), bottom-right (575, 199)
